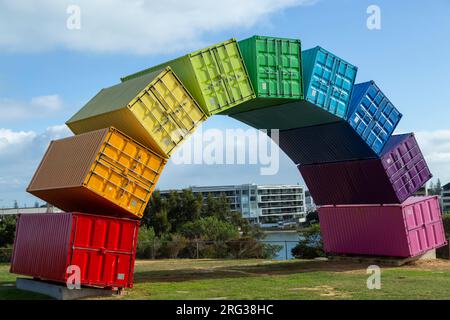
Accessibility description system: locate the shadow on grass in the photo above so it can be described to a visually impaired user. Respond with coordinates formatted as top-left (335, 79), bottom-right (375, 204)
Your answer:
top-left (133, 259), bottom-right (372, 283)
top-left (0, 281), bottom-right (51, 300)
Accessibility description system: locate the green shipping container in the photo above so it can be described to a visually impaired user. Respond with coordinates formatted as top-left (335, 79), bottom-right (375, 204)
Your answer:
top-left (230, 100), bottom-right (341, 130)
top-left (121, 39), bottom-right (255, 116)
top-left (220, 35), bottom-right (304, 115)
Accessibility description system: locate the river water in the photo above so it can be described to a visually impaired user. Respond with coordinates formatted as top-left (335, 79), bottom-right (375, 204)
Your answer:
top-left (261, 231), bottom-right (301, 260)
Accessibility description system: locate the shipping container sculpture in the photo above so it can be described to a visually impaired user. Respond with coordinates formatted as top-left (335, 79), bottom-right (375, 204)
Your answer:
top-left (12, 34), bottom-right (438, 292)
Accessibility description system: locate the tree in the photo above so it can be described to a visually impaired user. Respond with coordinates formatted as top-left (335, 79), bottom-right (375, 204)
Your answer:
top-left (181, 216), bottom-right (239, 241)
top-left (435, 179), bottom-right (442, 195)
top-left (149, 208), bottom-right (171, 236)
top-left (0, 215), bottom-right (16, 247)
top-left (34, 201), bottom-right (39, 208)
top-left (13, 200), bottom-right (18, 209)
top-left (429, 181), bottom-right (435, 195)
top-left (291, 224), bottom-right (325, 259)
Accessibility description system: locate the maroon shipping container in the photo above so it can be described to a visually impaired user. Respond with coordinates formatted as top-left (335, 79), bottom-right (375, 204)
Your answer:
top-left (300, 133), bottom-right (432, 205)
top-left (10, 213), bottom-right (139, 289)
top-left (319, 196), bottom-right (447, 257)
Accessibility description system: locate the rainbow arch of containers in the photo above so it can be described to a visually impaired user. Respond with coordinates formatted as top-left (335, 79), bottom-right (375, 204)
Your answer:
top-left (11, 35), bottom-right (447, 290)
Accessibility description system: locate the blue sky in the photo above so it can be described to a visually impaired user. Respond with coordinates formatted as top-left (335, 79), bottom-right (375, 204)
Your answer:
top-left (0, 0), bottom-right (449, 207)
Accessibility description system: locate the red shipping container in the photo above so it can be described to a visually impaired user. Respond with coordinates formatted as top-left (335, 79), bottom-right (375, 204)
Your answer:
top-left (10, 212), bottom-right (139, 289)
top-left (299, 133), bottom-right (432, 205)
top-left (319, 196), bottom-right (447, 257)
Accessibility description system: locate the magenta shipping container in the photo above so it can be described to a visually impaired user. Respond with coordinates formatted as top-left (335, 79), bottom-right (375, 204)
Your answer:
top-left (319, 196), bottom-right (447, 257)
top-left (300, 133), bottom-right (432, 205)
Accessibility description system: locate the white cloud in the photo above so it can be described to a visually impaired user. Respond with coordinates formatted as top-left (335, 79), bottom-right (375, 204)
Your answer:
top-left (0, 0), bottom-right (315, 54)
top-left (0, 125), bottom-right (72, 206)
top-left (0, 94), bottom-right (63, 122)
top-left (415, 130), bottom-right (450, 183)
top-left (31, 95), bottom-right (62, 111)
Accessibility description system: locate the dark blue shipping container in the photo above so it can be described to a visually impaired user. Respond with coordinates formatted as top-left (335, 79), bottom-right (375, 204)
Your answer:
top-left (348, 81), bottom-right (402, 154)
top-left (272, 121), bottom-right (377, 165)
top-left (302, 46), bottom-right (357, 119)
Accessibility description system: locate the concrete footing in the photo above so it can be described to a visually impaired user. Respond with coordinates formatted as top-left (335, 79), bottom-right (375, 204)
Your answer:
top-left (15, 278), bottom-right (118, 300)
top-left (328, 249), bottom-right (436, 267)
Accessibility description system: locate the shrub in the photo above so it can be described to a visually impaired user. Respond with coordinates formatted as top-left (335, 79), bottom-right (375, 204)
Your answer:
top-left (291, 224), bottom-right (325, 259)
top-left (163, 234), bottom-right (188, 259)
top-left (0, 247), bottom-right (13, 263)
top-left (0, 215), bottom-right (16, 247)
top-left (136, 226), bottom-right (161, 259)
top-left (227, 237), bottom-right (282, 259)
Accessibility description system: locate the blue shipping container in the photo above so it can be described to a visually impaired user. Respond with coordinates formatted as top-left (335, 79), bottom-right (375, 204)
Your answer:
top-left (347, 81), bottom-right (402, 154)
top-left (302, 46), bottom-right (357, 119)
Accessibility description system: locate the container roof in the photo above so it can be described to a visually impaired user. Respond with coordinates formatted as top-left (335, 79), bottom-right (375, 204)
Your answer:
top-left (381, 133), bottom-right (413, 155)
top-left (67, 68), bottom-right (164, 123)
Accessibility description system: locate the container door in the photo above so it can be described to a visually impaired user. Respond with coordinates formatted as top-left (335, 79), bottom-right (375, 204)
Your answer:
top-left (328, 58), bottom-right (356, 118)
top-left (130, 86), bottom-right (185, 156)
top-left (150, 69), bottom-right (206, 137)
top-left (70, 215), bottom-right (138, 288)
top-left (404, 199), bottom-right (446, 255)
top-left (191, 40), bottom-right (253, 114)
top-left (101, 129), bottom-right (166, 188)
top-left (352, 83), bottom-right (401, 154)
top-left (255, 37), bottom-right (281, 97)
top-left (279, 39), bottom-right (302, 98)
top-left (84, 157), bottom-right (152, 218)
top-left (308, 49), bottom-right (335, 113)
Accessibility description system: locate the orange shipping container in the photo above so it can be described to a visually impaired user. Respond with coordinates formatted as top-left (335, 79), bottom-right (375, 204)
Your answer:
top-left (27, 127), bottom-right (166, 219)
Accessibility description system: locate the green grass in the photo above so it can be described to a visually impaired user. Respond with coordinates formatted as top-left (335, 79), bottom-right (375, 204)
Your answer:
top-left (2, 259), bottom-right (450, 300)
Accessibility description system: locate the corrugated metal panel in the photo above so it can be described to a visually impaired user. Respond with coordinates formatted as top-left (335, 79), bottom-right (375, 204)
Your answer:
top-left (67, 67), bottom-right (207, 158)
top-left (221, 35), bottom-right (303, 115)
top-left (300, 133), bottom-right (432, 205)
top-left (319, 196), bottom-right (447, 257)
top-left (275, 121), bottom-right (377, 165)
top-left (348, 81), bottom-right (402, 154)
top-left (28, 128), bottom-right (108, 190)
top-left (10, 213), bottom-right (139, 288)
top-left (27, 127), bottom-right (166, 218)
top-left (121, 39), bottom-right (255, 116)
top-left (10, 213), bottom-right (72, 280)
top-left (230, 100), bottom-right (341, 130)
top-left (299, 159), bottom-right (397, 205)
top-left (302, 46), bottom-right (357, 119)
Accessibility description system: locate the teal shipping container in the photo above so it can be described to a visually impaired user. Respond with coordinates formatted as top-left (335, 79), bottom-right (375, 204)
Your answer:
top-left (219, 35), bottom-right (303, 115)
top-left (348, 81), bottom-right (402, 154)
top-left (302, 46), bottom-right (357, 119)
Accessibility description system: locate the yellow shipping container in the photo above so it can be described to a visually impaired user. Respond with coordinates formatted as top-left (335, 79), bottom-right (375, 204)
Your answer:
top-left (27, 127), bottom-right (167, 219)
top-left (66, 67), bottom-right (207, 158)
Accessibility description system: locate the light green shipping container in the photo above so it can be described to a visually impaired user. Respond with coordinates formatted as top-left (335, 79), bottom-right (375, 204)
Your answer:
top-left (121, 39), bottom-right (255, 116)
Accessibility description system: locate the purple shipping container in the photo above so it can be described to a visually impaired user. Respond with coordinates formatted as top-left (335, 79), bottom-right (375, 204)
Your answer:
top-left (319, 196), bottom-right (447, 257)
top-left (300, 133), bottom-right (432, 205)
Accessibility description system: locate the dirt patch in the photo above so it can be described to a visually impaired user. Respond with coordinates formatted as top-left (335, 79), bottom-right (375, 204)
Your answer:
top-left (406, 259), bottom-right (450, 270)
top-left (289, 285), bottom-right (351, 298)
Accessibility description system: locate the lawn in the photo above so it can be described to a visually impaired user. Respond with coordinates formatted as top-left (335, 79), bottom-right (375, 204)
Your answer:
top-left (1, 258), bottom-right (450, 300)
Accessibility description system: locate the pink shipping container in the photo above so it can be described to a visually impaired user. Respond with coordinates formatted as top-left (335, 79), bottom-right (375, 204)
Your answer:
top-left (319, 196), bottom-right (447, 257)
top-left (300, 133), bottom-right (432, 205)
top-left (10, 212), bottom-right (139, 289)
